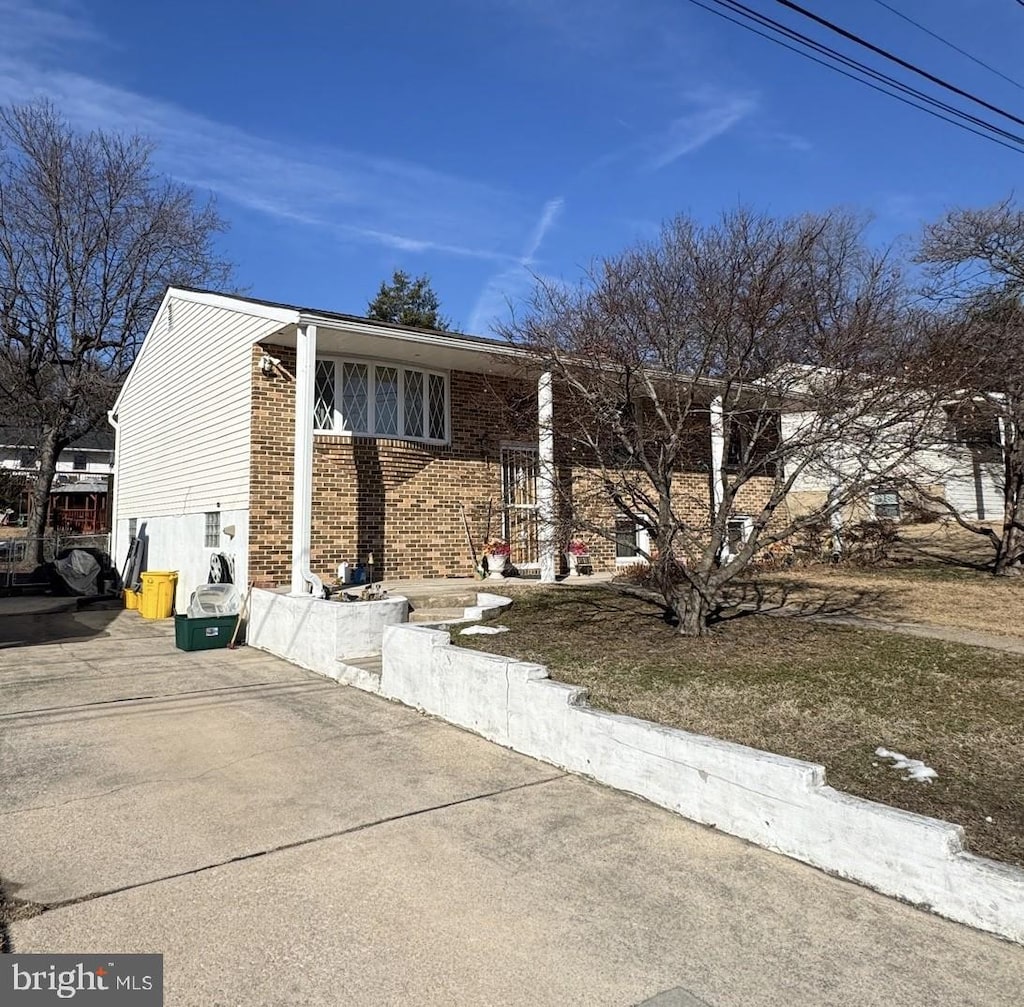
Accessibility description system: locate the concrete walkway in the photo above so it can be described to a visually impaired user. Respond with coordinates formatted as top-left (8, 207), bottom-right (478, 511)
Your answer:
top-left (1, 607), bottom-right (1022, 1006)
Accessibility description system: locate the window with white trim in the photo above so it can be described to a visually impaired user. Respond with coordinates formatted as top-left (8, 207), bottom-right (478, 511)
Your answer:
top-left (872, 486), bottom-right (901, 521)
top-left (313, 358), bottom-right (449, 443)
top-left (726, 516), bottom-right (754, 554)
top-left (615, 517), bottom-right (651, 563)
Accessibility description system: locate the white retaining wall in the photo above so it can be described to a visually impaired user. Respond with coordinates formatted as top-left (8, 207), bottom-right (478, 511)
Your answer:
top-left (379, 623), bottom-right (1024, 945)
top-left (248, 589), bottom-right (409, 676)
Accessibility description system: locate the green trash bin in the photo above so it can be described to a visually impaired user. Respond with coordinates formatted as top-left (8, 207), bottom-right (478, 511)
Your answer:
top-left (174, 614), bottom-right (238, 652)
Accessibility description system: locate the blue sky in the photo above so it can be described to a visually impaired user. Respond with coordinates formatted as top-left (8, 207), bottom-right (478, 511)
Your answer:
top-left (1, 0), bottom-right (1022, 334)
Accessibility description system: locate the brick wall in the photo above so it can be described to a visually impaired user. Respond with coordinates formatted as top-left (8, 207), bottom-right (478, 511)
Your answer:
top-left (249, 346), bottom-right (538, 585)
top-left (248, 345), bottom-right (780, 585)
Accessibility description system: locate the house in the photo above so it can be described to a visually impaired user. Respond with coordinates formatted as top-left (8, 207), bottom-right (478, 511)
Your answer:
top-left (781, 391), bottom-right (1006, 527)
top-left (0, 427), bottom-right (114, 533)
top-left (109, 288), bottom-right (776, 610)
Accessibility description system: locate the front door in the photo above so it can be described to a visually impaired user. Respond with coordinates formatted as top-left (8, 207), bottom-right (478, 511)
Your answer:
top-left (501, 445), bottom-right (539, 569)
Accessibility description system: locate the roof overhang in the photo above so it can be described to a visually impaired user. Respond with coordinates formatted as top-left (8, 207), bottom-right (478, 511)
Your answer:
top-left (263, 315), bottom-right (529, 377)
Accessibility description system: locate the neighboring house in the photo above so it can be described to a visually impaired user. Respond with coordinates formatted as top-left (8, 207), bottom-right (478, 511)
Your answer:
top-left (0, 427), bottom-right (114, 534)
top-left (110, 288), bottom-right (777, 610)
top-left (781, 395), bottom-right (1006, 526)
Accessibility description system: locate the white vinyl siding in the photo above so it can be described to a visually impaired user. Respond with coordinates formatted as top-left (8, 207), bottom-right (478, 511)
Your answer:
top-left (114, 296), bottom-right (288, 518)
top-left (315, 358), bottom-right (448, 444)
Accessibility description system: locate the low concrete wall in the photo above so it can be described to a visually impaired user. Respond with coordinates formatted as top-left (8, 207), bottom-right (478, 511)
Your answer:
top-left (379, 623), bottom-right (1024, 945)
top-left (248, 589), bottom-right (408, 677)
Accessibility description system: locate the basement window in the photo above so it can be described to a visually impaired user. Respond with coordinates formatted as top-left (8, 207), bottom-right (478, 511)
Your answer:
top-left (615, 517), bottom-right (651, 564)
top-left (873, 487), bottom-right (901, 521)
top-left (725, 516), bottom-right (754, 558)
top-left (314, 357), bottom-right (449, 444)
top-left (204, 511), bottom-right (220, 547)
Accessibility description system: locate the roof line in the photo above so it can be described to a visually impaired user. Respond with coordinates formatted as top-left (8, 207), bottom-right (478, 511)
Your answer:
top-left (172, 285), bottom-right (510, 349)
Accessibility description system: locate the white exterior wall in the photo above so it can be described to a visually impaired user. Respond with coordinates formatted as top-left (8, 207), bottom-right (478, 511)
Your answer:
top-left (1, 447), bottom-right (112, 475)
top-left (112, 293), bottom-right (293, 605)
top-left (116, 510), bottom-right (249, 612)
top-left (913, 442), bottom-right (1004, 520)
top-left (781, 411), bottom-right (1005, 520)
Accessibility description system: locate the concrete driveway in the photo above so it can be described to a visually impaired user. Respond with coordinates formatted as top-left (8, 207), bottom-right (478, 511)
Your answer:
top-left (1, 604), bottom-right (1022, 1006)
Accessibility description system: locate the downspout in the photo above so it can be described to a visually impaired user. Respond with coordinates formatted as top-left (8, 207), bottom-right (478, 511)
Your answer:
top-left (537, 370), bottom-right (557, 583)
top-left (291, 322), bottom-right (324, 597)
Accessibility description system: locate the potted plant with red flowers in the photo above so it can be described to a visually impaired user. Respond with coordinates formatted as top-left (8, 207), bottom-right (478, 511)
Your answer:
top-left (483, 538), bottom-right (511, 578)
top-left (564, 539), bottom-right (590, 576)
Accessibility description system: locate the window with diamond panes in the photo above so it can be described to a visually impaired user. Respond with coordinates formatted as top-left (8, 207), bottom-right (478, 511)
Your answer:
top-left (313, 359), bottom-right (335, 429)
top-left (375, 366), bottom-right (399, 435)
top-left (341, 362), bottom-right (368, 433)
top-left (428, 373), bottom-right (446, 441)
top-left (404, 370), bottom-right (425, 438)
top-left (319, 358), bottom-right (447, 442)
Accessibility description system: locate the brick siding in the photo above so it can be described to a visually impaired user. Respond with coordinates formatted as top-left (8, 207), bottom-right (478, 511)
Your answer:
top-left (248, 344), bottom-right (779, 586)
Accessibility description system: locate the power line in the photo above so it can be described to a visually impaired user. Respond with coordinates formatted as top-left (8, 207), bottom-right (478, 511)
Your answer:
top-left (867, 0), bottom-right (1024, 92)
top-left (776, 0), bottom-right (1024, 130)
top-left (722, 0), bottom-right (1024, 146)
top-left (682, 0), bottom-right (1024, 155)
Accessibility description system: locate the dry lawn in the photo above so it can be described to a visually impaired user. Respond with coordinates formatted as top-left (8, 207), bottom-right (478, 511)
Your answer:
top-left (754, 521), bottom-right (1024, 639)
top-left (756, 566), bottom-right (1024, 639)
top-left (463, 585), bottom-right (1024, 868)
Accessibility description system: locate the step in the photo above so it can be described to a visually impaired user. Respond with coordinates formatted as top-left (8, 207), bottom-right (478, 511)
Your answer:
top-left (334, 654), bottom-right (383, 694)
top-left (409, 607), bottom-right (468, 624)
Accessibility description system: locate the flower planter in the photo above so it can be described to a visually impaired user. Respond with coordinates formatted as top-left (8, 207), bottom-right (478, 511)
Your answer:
top-left (486, 554), bottom-right (509, 578)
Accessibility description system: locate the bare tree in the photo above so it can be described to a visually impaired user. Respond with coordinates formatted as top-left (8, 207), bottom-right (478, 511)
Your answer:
top-left (0, 101), bottom-right (232, 561)
top-left (911, 199), bottom-right (1024, 574)
top-left (500, 209), bottom-right (928, 635)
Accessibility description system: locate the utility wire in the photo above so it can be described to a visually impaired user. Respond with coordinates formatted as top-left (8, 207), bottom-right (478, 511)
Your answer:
top-left (683, 0), bottom-right (1024, 155)
top-left (867, 0), bottom-right (1024, 92)
top-left (718, 0), bottom-right (1024, 146)
top-left (776, 0), bottom-right (1024, 129)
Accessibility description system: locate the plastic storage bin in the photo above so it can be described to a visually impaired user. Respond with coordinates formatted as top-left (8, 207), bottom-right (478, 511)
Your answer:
top-left (139, 571), bottom-right (178, 619)
top-left (174, 614), bottom-right (238, 651)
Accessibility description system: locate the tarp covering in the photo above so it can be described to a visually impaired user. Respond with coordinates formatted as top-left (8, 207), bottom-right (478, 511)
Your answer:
top-left (54, 549), bottom-right (101, 596)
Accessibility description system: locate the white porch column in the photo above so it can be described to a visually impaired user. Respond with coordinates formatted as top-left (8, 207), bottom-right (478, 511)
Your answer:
top-left (291, 323), bottom-right (317, 595)
top-left (537, 370), bottom-right (557, 583)
top-left (710, 395), bottom-right (725, 518)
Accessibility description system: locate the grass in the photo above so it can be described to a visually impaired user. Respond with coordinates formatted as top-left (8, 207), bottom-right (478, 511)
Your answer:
top-left (462, 585), bottom-right (1024, 868)
top-left (756, 564), bottom-right (1024, 640)
top-left (745, 521), bottom-right (1024, 640)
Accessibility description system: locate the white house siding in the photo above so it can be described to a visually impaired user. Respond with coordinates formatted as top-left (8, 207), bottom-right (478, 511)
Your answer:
top-left (781, 412), bottom-right (1006, 522)
top-left (1, 447), bottom-right (112, 475)
top-left (914, 444), bottom-right (1004, 521)
top-left (112, 294), bottom-right (291, 608)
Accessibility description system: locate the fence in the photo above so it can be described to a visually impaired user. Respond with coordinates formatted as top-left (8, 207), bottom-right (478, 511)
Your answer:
top-left (0, 532), bottom-right (112, 592)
